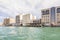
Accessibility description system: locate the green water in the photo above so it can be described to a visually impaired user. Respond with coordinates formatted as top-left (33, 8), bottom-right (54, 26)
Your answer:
top-left (0, 27), bottom-right (60, 40)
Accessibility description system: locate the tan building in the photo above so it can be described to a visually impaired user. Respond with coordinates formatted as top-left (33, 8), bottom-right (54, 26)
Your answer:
top-left (3, 18), bottom-right (15, 26)
top-left (41, 6), bottom-right (60, 26)
top-left (22, 14), bottom-right (36, 26)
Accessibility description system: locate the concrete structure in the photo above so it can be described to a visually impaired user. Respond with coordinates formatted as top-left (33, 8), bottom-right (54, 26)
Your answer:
top-left (22, 14), bottom-right (36, 26)
top-left (25, 19), bottom-right (41, 27)
top-left (3, 18), bottom-right (15, 26)
top-left (41, 6), bottom-right (60, 26)
top-left (33, 19), bottom-right (41, 24)
top-left (41, 8), bottom-right (50, 26)
top-left (15, 14), bottom-right (23, 26)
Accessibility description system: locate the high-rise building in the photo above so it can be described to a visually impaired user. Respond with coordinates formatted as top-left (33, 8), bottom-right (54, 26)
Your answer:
top-left (41, 6), bottom-right (60, 26)
top-left (3, 18), bottom-right (15, 26)
top-left (15, 14), bottom-right (23, 26)
top-left (22, 14), bottom-right (36, 26)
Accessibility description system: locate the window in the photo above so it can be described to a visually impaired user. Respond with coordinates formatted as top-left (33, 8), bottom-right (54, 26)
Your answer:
top-left (57, 21), bottom-right (60, 23)
top-left (42, 10), bottom-right (49, 15)
top-left (57, 8), bottom-right (60, 13)
top-left (42, 11), bottom-right (45, 15)
top-left (57, 14), bottom-right (59, 16)
top-left (46, 10), bottom-right (49, 14)
top-left (46, 22), bottom-right (49, 23)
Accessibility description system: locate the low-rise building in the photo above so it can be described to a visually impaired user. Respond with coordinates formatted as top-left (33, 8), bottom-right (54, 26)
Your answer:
top-left (25, 19), bottom-right (41, 27)
top-left (3, 18), bottom-right (15, 26)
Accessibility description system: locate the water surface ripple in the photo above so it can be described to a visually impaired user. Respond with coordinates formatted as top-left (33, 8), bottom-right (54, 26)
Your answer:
top-left (0, 27), bottom-right (60, 40)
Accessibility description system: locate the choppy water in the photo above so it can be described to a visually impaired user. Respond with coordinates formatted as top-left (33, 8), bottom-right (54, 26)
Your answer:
top-left (0, 26), bottom-right (60, 40)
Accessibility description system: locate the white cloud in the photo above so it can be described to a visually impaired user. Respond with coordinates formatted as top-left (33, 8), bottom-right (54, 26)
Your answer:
top-left (41, 0), bottom-right (60, 9)
top-left (0, 16), bottom-right (6, 19)
top-left (0, 0), bottom-right (60, 22)
top-left (0, 0), bottom-right (42, 18)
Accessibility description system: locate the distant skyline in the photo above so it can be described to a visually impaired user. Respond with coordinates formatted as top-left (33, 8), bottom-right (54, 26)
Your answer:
top-left (0, 0), bottom-right (60, 22)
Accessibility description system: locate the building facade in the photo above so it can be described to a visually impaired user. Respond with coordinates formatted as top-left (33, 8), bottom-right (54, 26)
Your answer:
top-left (25, 19), bottom-right (41, 27)
top-left (22, 14), bottom-right (36, 26)
top-left (41, 6), bottom-right (60, 26)
top-left (33, 19), bottom-right (41, 24)
top-left (3, 18), bottom-right (15, 26)
top-left (15, 14), bottom-right (23, 26)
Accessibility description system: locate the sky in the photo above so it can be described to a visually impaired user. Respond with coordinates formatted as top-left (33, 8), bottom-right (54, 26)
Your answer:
top-left (0, 0), bottom-right (60, 23)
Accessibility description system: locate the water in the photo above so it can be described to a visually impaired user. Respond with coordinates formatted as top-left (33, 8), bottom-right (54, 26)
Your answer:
top-left (0, 26), bottom-right (60, 40)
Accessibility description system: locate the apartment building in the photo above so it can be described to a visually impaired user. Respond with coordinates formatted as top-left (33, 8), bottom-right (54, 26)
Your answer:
top-left (15, 14), bottom-right (23, 26)
top-left (41, 6), bottom-right (60, 26)
top-left (22, 14), bottom-right (36, 26)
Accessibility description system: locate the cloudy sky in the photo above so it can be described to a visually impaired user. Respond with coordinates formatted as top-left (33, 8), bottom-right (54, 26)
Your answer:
top-left (0, 0), bottom-right (60, 23)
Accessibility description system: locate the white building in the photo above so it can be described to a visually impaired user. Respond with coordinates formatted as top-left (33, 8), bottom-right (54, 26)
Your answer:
top-left (22, 14), bottom-right (36, 26)
top-left (15, 14), bottom-right (23, 26)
